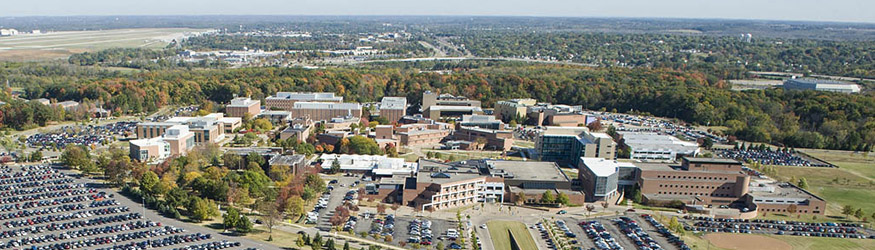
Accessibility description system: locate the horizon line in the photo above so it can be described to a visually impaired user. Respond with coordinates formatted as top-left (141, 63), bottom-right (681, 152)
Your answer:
top-left (2, 14), bottom-right (874, 26)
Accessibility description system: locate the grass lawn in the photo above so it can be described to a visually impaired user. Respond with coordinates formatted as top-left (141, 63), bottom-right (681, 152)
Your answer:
top-left (243, 227), bottom-right (312, 249)
top-left (683, 233), bottom-right (730, 250)
top-left (772, 165), bottom-right (875, 219)
top-left (769, 235), bottom-right (875, 250)
top-left (798, 148), bottom-right (875, 179)
top-left (561, 169), bottom-right (578, 179)
top-left (486, 221), bottom-right (538, 250)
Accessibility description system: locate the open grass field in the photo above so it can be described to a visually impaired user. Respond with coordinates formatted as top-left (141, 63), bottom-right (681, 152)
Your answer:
top-left (769, 235), bottom-right (875, 250)
top-left (0, 28), bottom-right (209, 61)
top-left (772, 165), bottom-right (875, 217)
top-left (487, 220), bottom-right (538, 250)
top-left (798, 148), bottom-right (875, 179)
top-left (704, 233), bottom-right (790, 250)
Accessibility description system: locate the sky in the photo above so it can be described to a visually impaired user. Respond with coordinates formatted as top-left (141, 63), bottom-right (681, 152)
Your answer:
top-left (3, 0), bottom-right (874, 23)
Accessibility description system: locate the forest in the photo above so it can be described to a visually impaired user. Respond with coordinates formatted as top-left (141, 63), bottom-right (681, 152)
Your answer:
top-left (1, 62), bottom-right (873, 151)
top-left (450, 32), bottom-right (875, 79)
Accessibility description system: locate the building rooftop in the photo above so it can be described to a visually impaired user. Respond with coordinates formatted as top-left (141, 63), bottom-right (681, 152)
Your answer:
top-left (747, 180), bottom-right (825, 201)
top-left (320, 154), bottom-right (417, 176)
top-left (620, 132), bottom-right (699, 154)
top-left (580, 158), bottom-right (620, 177)
top-left (293, 102), bottom-right (362, 110)
top-left (380, 97), bottom-right (407, 110)
top-left (541, 126), bottom-right (589, 136)
top-left (634, 162), bottom-right (677, 171)
top-left (483, 160), bottom-right (569, 182)
top-left (269, 154), bottom-right (306, 166)
top-left (683, 157), bottom-right (743, 165)
top-left (427, 105), bottom-right (483, 112)
top-left (268, 92), bottom-right (343, 102)
top-left (228, 97), bottom-right (259, 107)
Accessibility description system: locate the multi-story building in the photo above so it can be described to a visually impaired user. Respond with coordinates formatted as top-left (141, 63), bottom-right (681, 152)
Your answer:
top-left (129, 125), bottom-right (195, 162)
top-left (421, 91), bottom-right (481, 111)
top-left (579, 158), bottom-right (621, 202)
top-left (226, 97), bottom-right (261, 117)
top-left (637, 157), bottom-right (750, 206)
top-left (458, 115), bottom-right (503, 130)
top-left (397, 122), bottom-right (453, 146)
top-left (320, 154), bottom-right (418, 177)
top-left (783, 78), bottom-right (861, 93)
top-left (745, 180), bottom-right (826, 215)
top-left (528, 104), bottom-right (587, 126)
top-left (265, 92), bottom-right (343, 111)
top-left (268, 154), bottom-right (309, 176)
top-left (494, 99), bottom-right (537, 122)
top-left (280, 118), bottom-right (314, 142)
top-left (424, 106), bottom-right (484, 119)
top-left (619, 132), bottom-right (700, 161)
top-left (401, 159), bottom-right (582, 210)
top-left (453, 126), bottom-right (514, 151)
top-left (136, 113), bottom-right (240, 144)
top-left (291, 102), bottom-right (362, 121)
top-left (535, 127), bottom-right (616, 167)
top-left (379, 97), bottom-right (407, 123)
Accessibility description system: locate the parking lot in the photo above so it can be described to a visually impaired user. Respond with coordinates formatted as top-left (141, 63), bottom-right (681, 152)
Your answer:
top-left (686, 216), bottom-right (874, 239)
top-left (26, 121), bottom-right (137, 149)
top-left (558, 215), bottom-right (685, 250)
top-left (0, 164), bottom-right (277, 250)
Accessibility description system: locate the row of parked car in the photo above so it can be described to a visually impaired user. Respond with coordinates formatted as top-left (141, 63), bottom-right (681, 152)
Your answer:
top-left (94, 233), bottom-right (214, 250)
top-left (614, 217), bottom-right (662, 250)
top-left (0, 212), bottom-right (142, 239)
top-left (0, 165), bottom-right (248, 250)
top-left (0, 199), bottom-right (115, 221)
top-left (640, 215), bottom-right (689, 250)
top-left (2, 222), bottom-right (179, 249)
top-left (580, 221), bottom-right (623, 250)
top-left (688, 216), bottom-right (871, 239)
top-left (406, 218), bottom-right (433, 245)
top-left (172, 240), bottom-right (241, 250)
top-left (369, 214), bottom-right (395, 237)
top-left (306, 192), bottom-right (332, 224)
top-left (0, 173), bottom-right (68, 191)
top-left (2, 206), bottom-right (130, 229)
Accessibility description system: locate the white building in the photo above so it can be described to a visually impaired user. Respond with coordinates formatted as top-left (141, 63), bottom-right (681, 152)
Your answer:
top-left (620, 132), bottom-right (700, 160)
top-left (320, 154), bottom-right (418, 176)
top-left (783, 78), bottom-right (861, 93)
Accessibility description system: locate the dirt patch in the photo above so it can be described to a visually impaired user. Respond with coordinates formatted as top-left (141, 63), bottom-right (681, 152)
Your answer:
top-left (705, 233), bottom-right (791, 250)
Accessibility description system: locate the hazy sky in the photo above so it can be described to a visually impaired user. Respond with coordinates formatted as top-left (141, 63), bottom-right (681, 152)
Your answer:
top-left (4, 0), bottom-right (874, 23)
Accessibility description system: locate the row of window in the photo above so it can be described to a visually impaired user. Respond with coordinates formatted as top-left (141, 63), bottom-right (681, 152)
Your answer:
top-left (656, 191), bottom-right (734, 197)
top-left (760, 208), bottom-right (819, 214)
top-left (659, 184), bottom-right (731, 190)
top-left (656, 175), bottom-right (730, 181)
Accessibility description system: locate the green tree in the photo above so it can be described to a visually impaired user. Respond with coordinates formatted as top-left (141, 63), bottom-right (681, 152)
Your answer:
top-left (540, 190), bottom-right (555, 203)
top-left (330, 159), bottom-right (341, 174)
top-left (140, 171), bottom-right (160, 195)
top-left (556, 192), bottom-right (570, 205)
top-left (842, 205), bottom-right (855, 219)
top-left (344, 241), bottom-right (350, 250)
top-left (348, 136), bottom-right (382, 155)
top-left (237, 215), bottom-right (253, 234)
top-left (854, 208), bottom-right (864, 219)
top-left (61, 145), bottom-right (93, 171)
top-left (252, 118), bottom-right (273, 132)
top-left (29, 151), bottom-right (43, 162)
top-left (223, 207), bottom-right (240, 232)
top-left (187, 197), bottom-right (219, 222)
top-left (286, 196), bottom-right (305, 218)
top-left (797, 177), bottom-right (809, 189)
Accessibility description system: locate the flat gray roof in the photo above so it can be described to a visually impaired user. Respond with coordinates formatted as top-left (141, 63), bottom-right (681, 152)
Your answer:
top-left (486, 160), bottom-right (569, 182)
